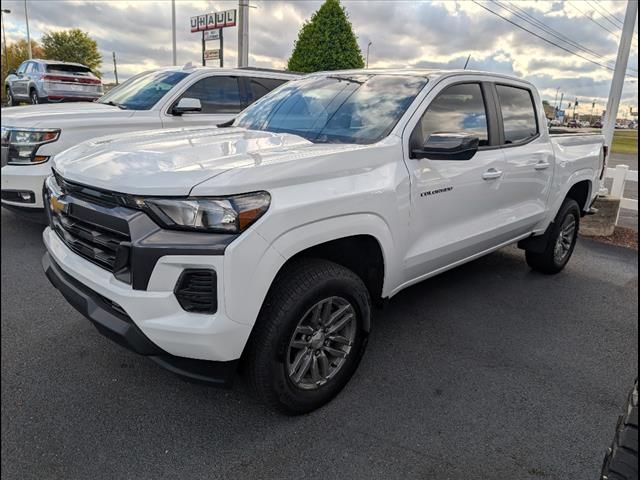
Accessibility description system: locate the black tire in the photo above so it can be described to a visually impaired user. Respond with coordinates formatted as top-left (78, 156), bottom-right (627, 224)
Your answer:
top-left (601, 379), bottom-right (638, 480)
top-left (245, 258), bottom-right (371, 415)
top-left (29, 89), bottom-right (45, 105)
top-left (525, 198), bottom-right (580, 274)
top-left (6, 87), bottom-right (15, 106)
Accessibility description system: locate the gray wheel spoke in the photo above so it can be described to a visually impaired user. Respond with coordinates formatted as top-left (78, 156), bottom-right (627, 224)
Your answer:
top-left (289, 348), bottom-right (308, 376)
top-left (323, 345), bottom-right (348, 358)
top-left (311, 355), bottom-right (322, 383)
top-left (292, 351), bottom-right (313, 383)
top-left (318, 351), bottom-right (330, 378)
top-left (290, 339), bottom-right (310, 349)
top-left (326, 313), bottom-right (354, 335)
top-left (295, 325), bottom-right (315, 336)
top-left (320, 298), bottom-right (333, 324)
top-left (325, 303), bottom-right (351, 327)
top-left (328, 334), bottom-right (352, 346)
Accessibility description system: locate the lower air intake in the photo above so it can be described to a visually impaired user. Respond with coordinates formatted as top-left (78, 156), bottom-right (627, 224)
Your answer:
top-left (174, 269), bottom-right (217, 314)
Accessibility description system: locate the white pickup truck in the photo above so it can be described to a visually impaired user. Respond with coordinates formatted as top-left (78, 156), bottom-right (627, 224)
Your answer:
top-left (41, 69), bottom-right (605, 414)
top-left (0, 65), bottom-right (297, 218)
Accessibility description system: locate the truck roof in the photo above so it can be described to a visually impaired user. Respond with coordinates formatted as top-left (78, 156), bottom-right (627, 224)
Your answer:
top-left (307, 68), bottom-right (536, 87)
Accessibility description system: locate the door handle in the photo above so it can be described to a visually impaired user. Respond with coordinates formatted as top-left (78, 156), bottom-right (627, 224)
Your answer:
top-left (482, 168), bottom-right (503, 180)
top-left (534, 162), bottom-right (551, 170)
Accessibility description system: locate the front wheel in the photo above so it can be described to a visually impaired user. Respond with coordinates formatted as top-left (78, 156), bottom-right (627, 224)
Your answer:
top-left (245, 259), bottom-right (371, 415)
top-left (526, 198), bottom-right (580, 274)
top-left (6, 87), bottom-right (15, 106)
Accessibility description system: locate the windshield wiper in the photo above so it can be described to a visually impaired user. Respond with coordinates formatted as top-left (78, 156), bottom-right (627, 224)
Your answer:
top-left (326, 75), bottom-right (366, 85)
top-left (217, 119), bottom-right (234, 128)
top-left (101, 100), bottom-right (127, 110)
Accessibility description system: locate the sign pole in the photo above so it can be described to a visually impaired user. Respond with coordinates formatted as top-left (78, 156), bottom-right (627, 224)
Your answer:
top-left (201, 31), bottom-right (206, 66)
top-left (220, 28), bottom-right (224, 68)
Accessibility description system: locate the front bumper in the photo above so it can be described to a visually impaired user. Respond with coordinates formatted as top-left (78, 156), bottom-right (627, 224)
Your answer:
top-left (42, 252), bottom-right (238, 386)
top-left (43, 226), bottom-right (253, 364)
top-left (1, 161), bottom-right (50, 209)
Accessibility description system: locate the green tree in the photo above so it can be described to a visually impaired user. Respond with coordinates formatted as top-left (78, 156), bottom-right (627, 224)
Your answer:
top-left (41, 29), bottom-right (102, 76)
top-left (287, 0), bottom-right (364, 73)
top-left (1, 40), bottom-right (43, 101)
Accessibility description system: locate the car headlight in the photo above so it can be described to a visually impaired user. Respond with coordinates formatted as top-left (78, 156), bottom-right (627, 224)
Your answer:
top-left (2, 128), bottom-right (60, 165)
top-left (139, 191), bottom-right (271, 233)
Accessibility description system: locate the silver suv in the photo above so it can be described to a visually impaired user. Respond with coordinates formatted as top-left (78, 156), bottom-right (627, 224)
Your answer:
top-left (5, 59), bottom-right (103, 105)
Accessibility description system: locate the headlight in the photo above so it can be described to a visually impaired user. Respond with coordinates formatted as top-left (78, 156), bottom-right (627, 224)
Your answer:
top-left (2, 128), bottom-right (60, 165)
top-left (140, 191), bottom-right (271, 233)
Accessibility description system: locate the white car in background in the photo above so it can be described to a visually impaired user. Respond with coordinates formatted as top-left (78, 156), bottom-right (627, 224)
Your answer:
top-left (0, 65), bottom-right (298, 219)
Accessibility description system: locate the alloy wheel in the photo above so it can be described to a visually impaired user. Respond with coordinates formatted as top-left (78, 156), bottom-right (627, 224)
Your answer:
top-left (286, 296), bottom-right (357, 390)
top-left (554, 214), bottom-right (576, 263)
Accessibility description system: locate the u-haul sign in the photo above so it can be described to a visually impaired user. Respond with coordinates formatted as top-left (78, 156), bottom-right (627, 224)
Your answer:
top-left (191, 10), bottom-right (236, 32)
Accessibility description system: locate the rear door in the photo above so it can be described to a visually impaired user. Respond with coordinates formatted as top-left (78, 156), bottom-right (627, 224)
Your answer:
top-left (13, 62), bottom-right (30, 97)
top-left (244, 76), bottom-right (288, 104)
top-left (402, 79), bottom-right (511, 281)
top-left (493, 83), bottom-right (554, 231)
top-left (161, 74), bottom-right (244, 127)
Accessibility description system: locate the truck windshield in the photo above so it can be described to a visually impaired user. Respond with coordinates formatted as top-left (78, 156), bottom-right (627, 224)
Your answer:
top-left (233, 74), bottom-right (428, 144)
top-left (97, 70), bottom-right (190, 110)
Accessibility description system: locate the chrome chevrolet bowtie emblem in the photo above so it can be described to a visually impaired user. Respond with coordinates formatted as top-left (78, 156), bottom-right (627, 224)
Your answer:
top-left (49, 193), bottom-right (69, 214)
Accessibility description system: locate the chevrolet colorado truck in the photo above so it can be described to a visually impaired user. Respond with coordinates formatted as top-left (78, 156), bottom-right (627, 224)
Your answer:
top-left (41, 70), bottom-right (606, 414)
top-left (1, 65), bottom-right (297, 218)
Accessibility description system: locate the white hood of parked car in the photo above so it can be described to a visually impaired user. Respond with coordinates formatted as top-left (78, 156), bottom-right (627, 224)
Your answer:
top-left (1, 102), bottom-right (134, 128)
top-left (52, 127), bottom-right (376, 196)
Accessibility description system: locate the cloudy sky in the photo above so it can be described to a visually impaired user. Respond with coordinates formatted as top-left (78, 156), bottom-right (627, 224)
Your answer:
top-left (2, 0), bottom-right (638, 116)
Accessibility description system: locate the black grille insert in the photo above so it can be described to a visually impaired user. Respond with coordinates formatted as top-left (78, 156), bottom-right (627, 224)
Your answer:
top-left (174, 269), bottom-right (217, 314)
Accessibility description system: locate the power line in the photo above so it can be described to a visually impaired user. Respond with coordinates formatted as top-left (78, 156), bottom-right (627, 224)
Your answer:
top-left (497, 1), bottom-right (615, 66)
top-left (569, 1), bottom-right (638, 49)
top-left (586, 0), bottom-right (624, 29)
top-left (472, 1), bottom-right (638, 78)
top-left (497, 1), bottom-right (637, 74)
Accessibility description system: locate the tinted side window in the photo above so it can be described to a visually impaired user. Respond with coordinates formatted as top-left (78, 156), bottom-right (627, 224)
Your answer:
top-left (416, 83), bottom-right (489, 146)
top-left (16, 62), bottom-right (28, 74)
top-left (496, 85), bottom-right (538, 144)
top-left (249, 77), bottom-right (287, 101)
top-left (180, 76), bottom-right (241, 114)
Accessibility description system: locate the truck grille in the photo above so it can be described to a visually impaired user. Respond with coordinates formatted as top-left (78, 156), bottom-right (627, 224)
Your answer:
top-left (45, 174), bottom-right (133, 282)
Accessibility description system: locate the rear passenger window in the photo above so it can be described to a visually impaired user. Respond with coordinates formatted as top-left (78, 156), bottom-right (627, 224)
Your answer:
top-left (249, 77), bottom-right (287, 101)
top-left (496, 85), bottom-right (538, 144)
top-left (415, 83), bottom-right (489, 147)
top-left (179, 76), bottom-right (241, 114)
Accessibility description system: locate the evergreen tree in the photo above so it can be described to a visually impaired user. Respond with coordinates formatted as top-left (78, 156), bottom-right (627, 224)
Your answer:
top-left (287, 0), bottom-right (364, 73)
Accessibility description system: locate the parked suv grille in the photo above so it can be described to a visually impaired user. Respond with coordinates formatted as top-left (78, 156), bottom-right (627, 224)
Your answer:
top-left (45, 174), bottom-right (132, 282)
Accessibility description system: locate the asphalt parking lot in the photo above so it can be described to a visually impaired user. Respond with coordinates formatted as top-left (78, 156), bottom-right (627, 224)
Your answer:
top-left (1, 208), bottom-right (637, 480)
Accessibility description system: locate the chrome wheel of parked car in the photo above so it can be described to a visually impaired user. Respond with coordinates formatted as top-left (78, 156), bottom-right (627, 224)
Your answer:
top-left (6, 88), bottom-right (15, 106)
top-left (286, 296), bottom-right (357, 390)
top-left (30, 90), bottom-right (39, 104)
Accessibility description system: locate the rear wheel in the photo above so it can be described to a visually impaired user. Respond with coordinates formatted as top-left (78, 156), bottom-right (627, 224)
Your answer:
top-left (245, 259), bottom-right (371, 415)
top-left (526, 198), bottom-right (580, 274)
top-left (29, 89), bottom-right (45, 104)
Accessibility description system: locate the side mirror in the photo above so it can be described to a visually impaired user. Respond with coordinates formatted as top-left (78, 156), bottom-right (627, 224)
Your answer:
top-left (412, 133), bottom-right (480, 161)
top-left (171, 97), bottom-right (202, 116)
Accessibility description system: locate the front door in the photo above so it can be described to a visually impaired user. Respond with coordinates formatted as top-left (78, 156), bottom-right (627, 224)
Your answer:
top-left (162, 75), bottom-right (243, 128)
top-left (402, 80), bottom-right (512, 282)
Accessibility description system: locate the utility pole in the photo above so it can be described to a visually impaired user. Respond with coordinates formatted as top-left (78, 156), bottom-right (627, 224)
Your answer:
top-left (24, 0), bottom-right (31, 59)
top-left (112, 51), bottom-right (118, 85)
top-left (1, 9), bottom-right (10, 70)
top-left (553, 87), bottom-right (560, 109)
top-left (237, 0), bottom-right (249, 67)
top-left (366, 41), bottom-right (372, 68)
top-left (171, 0), bottom-right (177, 65)
top-left (602, 0), bottom-right (637, 149)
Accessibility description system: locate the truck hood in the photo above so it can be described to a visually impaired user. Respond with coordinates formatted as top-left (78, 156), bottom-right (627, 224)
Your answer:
top-left (0, 102), bottom-right (133, 128)
top-left (53, 127), bottom-right (370, 196)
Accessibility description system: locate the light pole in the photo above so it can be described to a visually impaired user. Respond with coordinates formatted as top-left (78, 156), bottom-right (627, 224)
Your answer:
top-left (366, 41), bottom-right (372, 69)
top-left (553, 87), bottom-right (560, 109)
top-left (24, 0), bottom-right (31, 59)
top-left (1, 9), bottom-right (10, 70)
top-left (171, 0), bottom-right (177, 65)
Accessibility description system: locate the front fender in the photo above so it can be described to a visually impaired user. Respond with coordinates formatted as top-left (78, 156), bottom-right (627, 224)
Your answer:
top-left (222, 213), bottom-right (398, 328)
